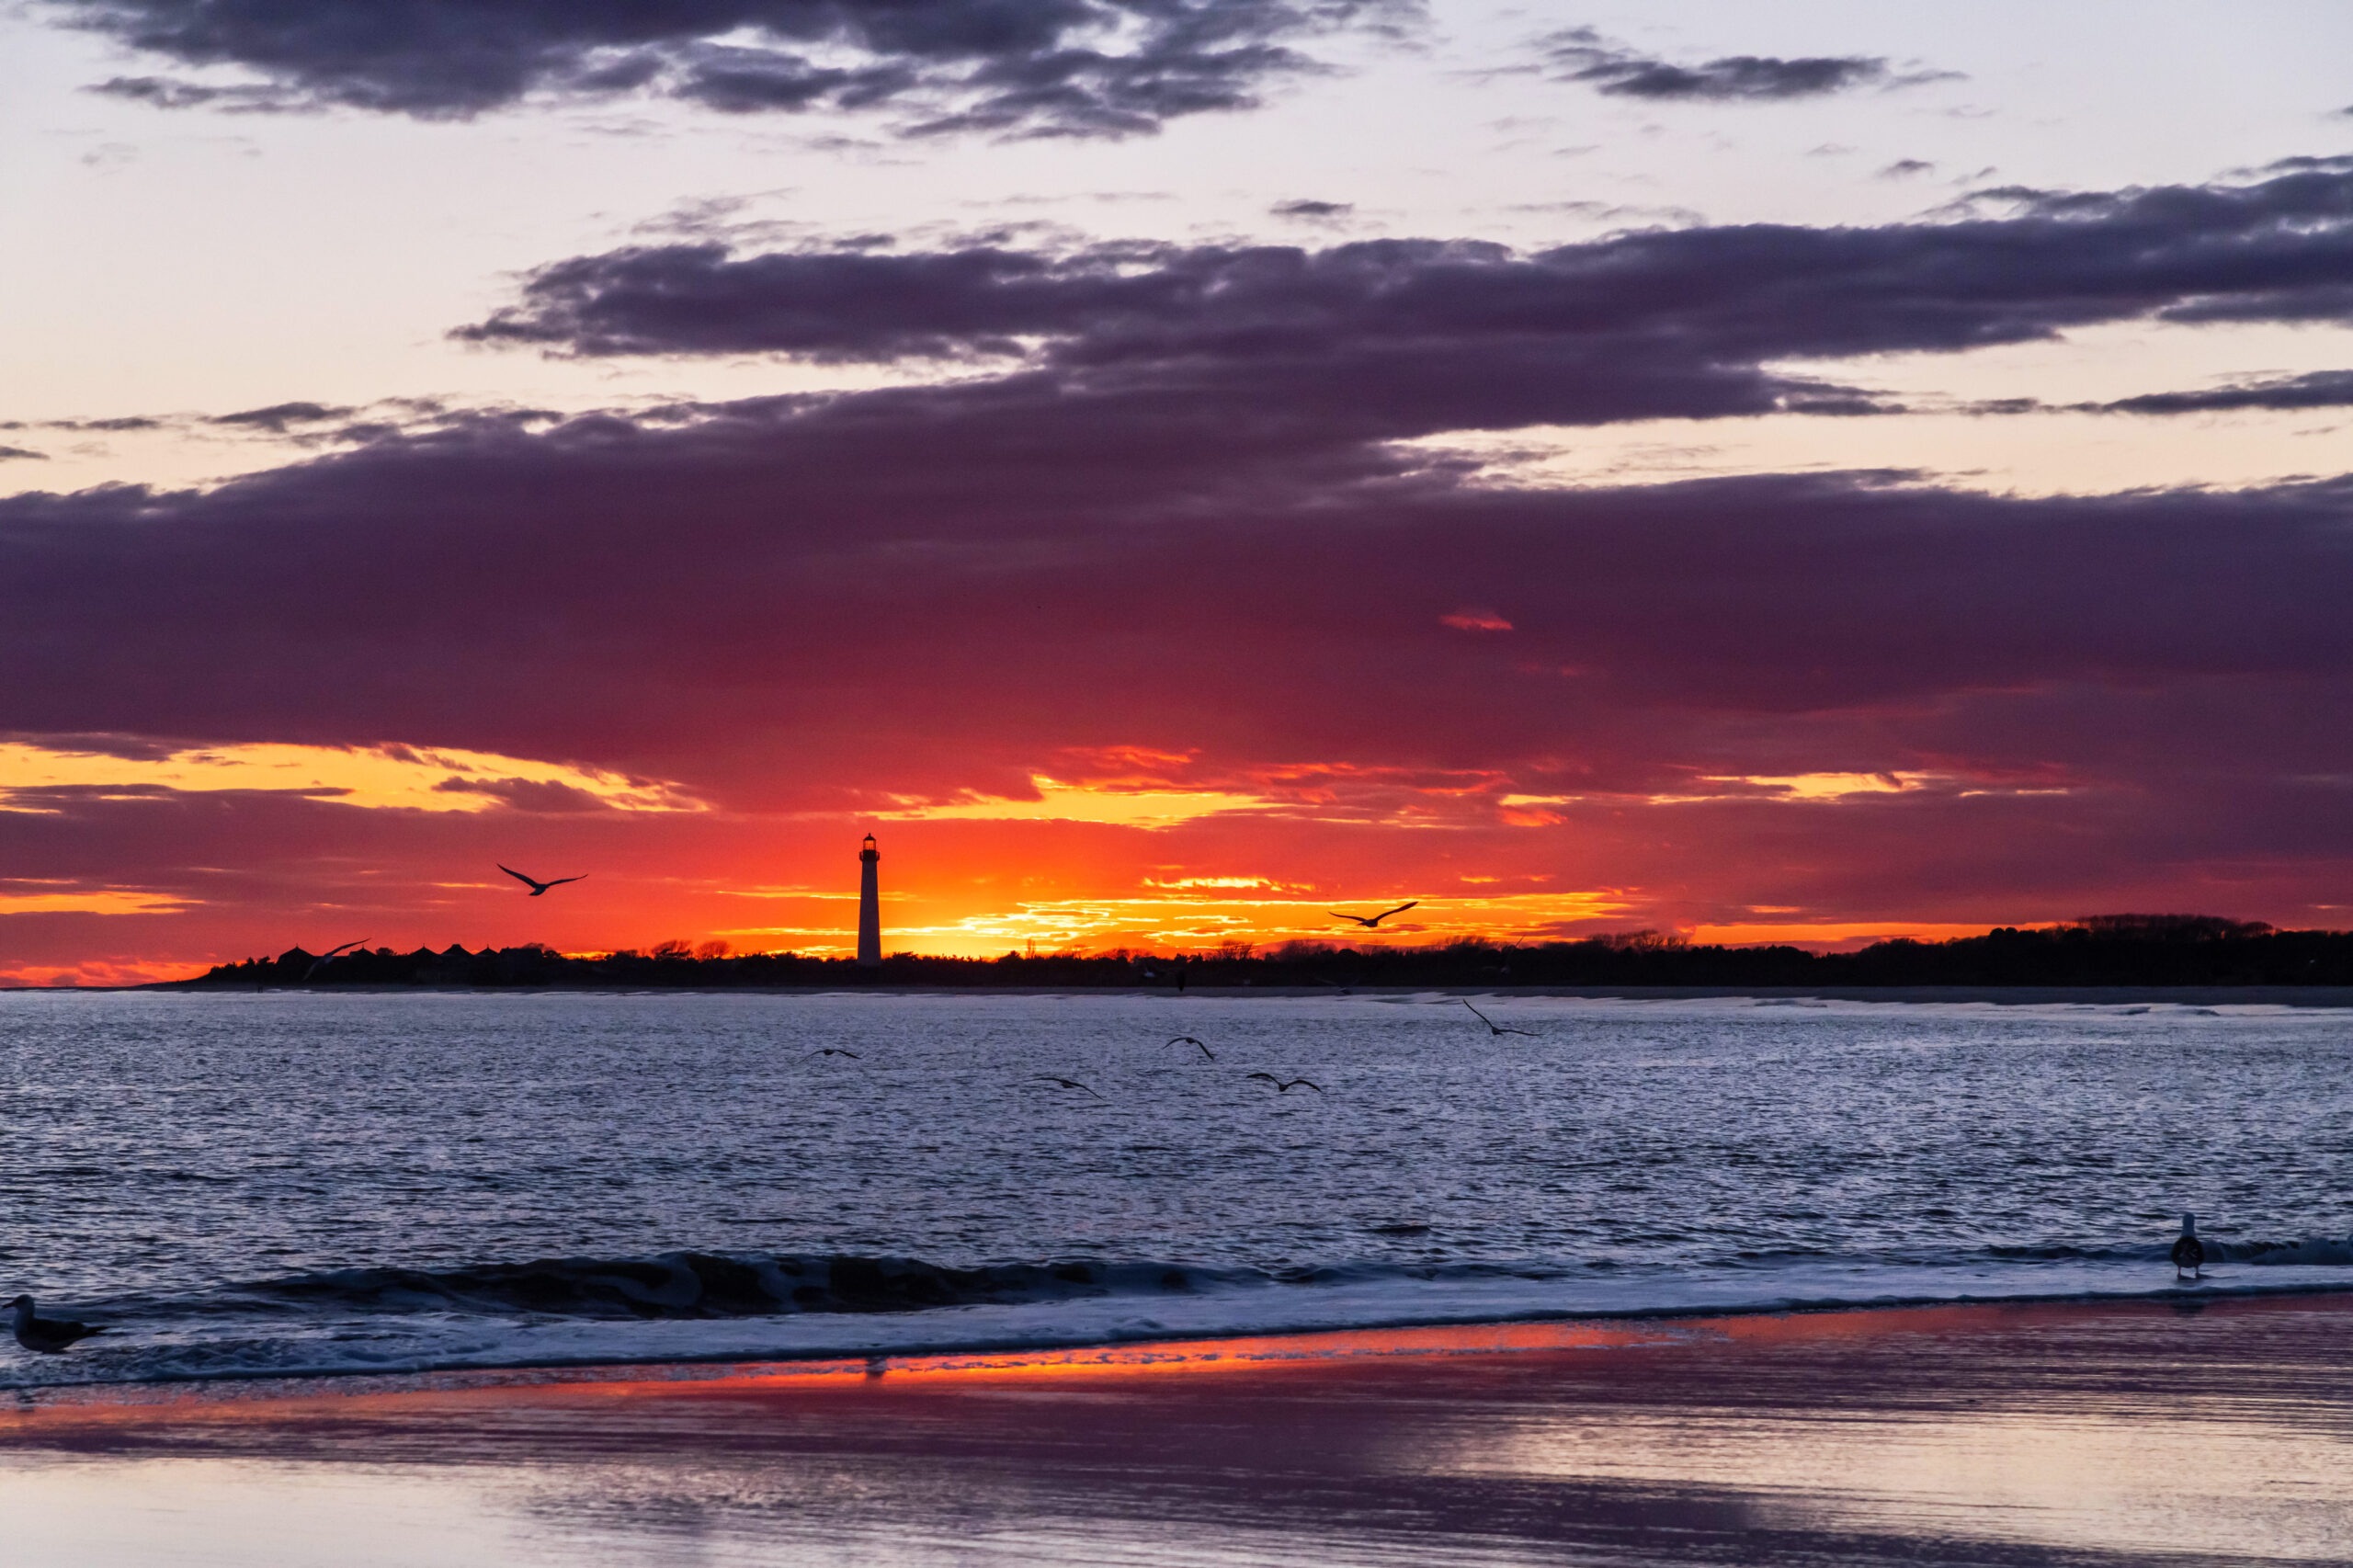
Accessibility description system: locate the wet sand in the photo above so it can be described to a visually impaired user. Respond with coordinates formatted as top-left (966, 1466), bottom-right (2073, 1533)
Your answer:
top-left (4, 1294), bottom-right (2350, 1565)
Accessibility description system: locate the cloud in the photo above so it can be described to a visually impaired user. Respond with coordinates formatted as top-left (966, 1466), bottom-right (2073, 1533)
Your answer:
top-left (0, 447), bottom-right (47, 462)
top-left (210, 401), bottom-right (358, 432)
top-left (457, 162), bottom-right (2353, 446)
top-left (1271, 198), bottom-right (1352, 218)
top-left (1541, 28), bottom-right (1934, 103)
top-left (0, 739), bottom-right (699, 814)
top-left (2093, 369), bottom-right (2353, 415)
top-left (60, 0), bottom-right (1410, 138)
top-left (3, 381), bottom-right (2350, 827)
top-left (44, 416), bottom-right (165, 432)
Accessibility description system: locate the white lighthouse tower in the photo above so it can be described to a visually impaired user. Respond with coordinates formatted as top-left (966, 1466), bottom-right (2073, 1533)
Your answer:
top-left (857, 834), bottom-right (881, 966)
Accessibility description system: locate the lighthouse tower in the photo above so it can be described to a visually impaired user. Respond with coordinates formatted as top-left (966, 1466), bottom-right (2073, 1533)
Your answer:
top-left (857, 834), bottom-right (881, 966)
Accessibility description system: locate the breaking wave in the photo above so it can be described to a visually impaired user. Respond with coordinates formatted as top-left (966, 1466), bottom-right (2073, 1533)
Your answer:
top-left (190, 1233), bottom-right (2353, 1325)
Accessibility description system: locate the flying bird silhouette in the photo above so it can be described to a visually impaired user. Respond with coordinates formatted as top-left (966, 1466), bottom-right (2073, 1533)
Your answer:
top-left (1461, 999), bottom-right (1540, 1037)
top-left (1035, 1075), bottom-right (1107, 1099)
top-left (810, 1049), bottom-right (862, 1059)
top-left (1169, 1035), bottom-right (1215, 1061)
top-left (1246, 1073), bottom-right (1324, 1094)
top-left (303, 938), bottom-right (369, 981)
top-left (7, 1295), bottom-right (107, 1354)
top-left (1330, 901), bottom-right (1417, 928)
top-left (499, 865), bottom-right (585, 896)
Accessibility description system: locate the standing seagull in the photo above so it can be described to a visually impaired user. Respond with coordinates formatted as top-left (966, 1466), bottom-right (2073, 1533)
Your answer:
top-left (7, 1295), bottom-right (107, 1354)
top-left (2171, 1213), bottom-right (2206, 1280)
top-left (499, 865), bottom-right (585, 897)
top-left (1246, 1073), bottom-right (1324, 1094)
top-left (1330, 901), bottom-right (1418, 929)
top-left (1169, 1035), bottom-right (1215, 1061)
top-left (1035, 1075), bottom-right (1108, 1100)
top-left (1461, 999), bottom-right (1539, 1037)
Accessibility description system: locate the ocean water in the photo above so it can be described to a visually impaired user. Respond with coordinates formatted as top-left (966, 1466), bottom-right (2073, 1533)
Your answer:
top-left (2, 989), bottom-right (2349, 1389)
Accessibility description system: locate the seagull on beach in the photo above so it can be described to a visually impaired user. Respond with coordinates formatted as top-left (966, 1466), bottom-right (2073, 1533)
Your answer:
top-left (7, 1295), bottom-right (107, 1354)
top-left (810, 1049), bottom-right (862, 1059)
top-left (1329, 901), bottom-right (1418, 928)
top-left (1169, 1035), bottom-right (1215, 1061)
top-left (303, 938), bottom-right (369, 981)
top-left (499, 865), bottom-right (585, 897)
top-left (1035, 1075), bottom-right (1107, 1100)
top-left (1246, 1073), bottom-right (1324, 1094)
top-left (1461, 999), bottom-right (1539, 1037)
top-left (2172, 1213), bottom-right (2206, 1280)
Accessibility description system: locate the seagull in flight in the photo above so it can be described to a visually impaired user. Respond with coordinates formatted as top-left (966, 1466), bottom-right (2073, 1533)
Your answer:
top-left (499, 865), bottom-right (585, 897)
top-left (1461, 999), bottom-right (1540, 1037)
top-left (1330, 901), bottom-right (1417, 928)
top-left (1246, 1073), bottom-right (1324, 1094)
top-left (810, 1049), bottom-right (862, 1059)
top-left (1169, 1035), bottom-right (1215, 1061)
top-left (7, 1295), bottom-right (108, 1354)
top-left (303, 938), bottom-right (369, 981)
top-left (1035, 1075), bottom-right (1107, 1100)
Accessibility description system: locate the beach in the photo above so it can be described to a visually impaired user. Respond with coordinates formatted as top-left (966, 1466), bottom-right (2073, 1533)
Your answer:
top-left (6, 1293), bottom-right (2350, 1566)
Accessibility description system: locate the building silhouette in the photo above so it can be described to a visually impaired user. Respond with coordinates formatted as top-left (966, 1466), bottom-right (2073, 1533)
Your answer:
top-left (857, 834), bottom-right (881, 966)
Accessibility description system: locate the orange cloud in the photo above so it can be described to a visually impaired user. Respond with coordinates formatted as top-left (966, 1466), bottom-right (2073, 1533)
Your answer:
top-left (1440, 608), bottom-right (1514, 631)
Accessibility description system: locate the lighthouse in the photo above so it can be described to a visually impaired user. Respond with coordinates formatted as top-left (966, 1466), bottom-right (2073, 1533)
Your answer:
top-left (857, 834), bottom-right (881, 966)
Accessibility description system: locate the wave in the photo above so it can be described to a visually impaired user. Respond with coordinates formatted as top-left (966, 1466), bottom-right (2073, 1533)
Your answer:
top-left (246, 1253), bottom-right (1238, 1320)
top-left (15, 1239), bottom-right (2353, 1394)
top-left (233, 1252), bottom-right (1613, 1321)
top-left (215, 1234), bottom-right (2353, 1324)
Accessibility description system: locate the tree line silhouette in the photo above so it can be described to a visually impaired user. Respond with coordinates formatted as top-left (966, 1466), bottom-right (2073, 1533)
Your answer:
top-left (179, 915), bottom-right (2353, 990)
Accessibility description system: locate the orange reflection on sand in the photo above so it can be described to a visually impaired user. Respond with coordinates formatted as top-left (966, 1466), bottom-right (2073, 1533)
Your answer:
top-left (0, 1298), bottom-right (2224, 1431)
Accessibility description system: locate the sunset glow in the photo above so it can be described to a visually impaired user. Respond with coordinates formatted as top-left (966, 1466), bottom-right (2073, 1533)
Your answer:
top-left (6, 4), bottom-right (2352, 981)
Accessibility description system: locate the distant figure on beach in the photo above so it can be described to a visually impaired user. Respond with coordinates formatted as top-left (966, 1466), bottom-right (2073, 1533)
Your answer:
top-left (1330, 901), bottom-right (1417, 928)
top-left (499, 865), bottom-right (586, 897)
top-left (2172, 1214), bottom-right (2205, 1280)
top-left (7, 1295), bottom-right (107, 1354)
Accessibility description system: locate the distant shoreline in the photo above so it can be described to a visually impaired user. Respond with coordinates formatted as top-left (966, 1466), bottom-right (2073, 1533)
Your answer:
top-left (79, 981), bottom-right (2353, 1005)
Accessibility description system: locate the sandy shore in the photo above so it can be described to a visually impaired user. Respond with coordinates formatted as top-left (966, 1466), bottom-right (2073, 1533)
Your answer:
top-left (4, 1294), bottom-right (2350, 1565)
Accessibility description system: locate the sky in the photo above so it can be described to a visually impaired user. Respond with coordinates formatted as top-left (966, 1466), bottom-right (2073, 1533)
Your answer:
top-left (5, 0), bottom-right (2353, 983)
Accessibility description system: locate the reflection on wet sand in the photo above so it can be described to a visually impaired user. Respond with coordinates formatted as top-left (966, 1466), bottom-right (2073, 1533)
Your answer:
top-left (4, 1295), bottom-right (2350, 1566)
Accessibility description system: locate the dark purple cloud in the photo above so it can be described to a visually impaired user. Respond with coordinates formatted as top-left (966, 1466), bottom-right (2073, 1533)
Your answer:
top-left (210, 401), bottom-right (358, 432)
top-left (61, 0), bottom-right (1405, 136)
top-left (2096, 369), bottom-right (2353, 415)
top-left (456, 162), bottom-right (2353, 440)
top-left (2, 375), bottom-right (2350, 805)
top-left (1541, 28), bottom-right (1923, 102)
top-left (4, 371), bottom-right (2353, 951)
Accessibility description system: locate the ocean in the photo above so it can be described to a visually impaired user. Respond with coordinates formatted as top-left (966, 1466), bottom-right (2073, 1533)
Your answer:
top-left (4, 989), bottom-right (2349, 1389)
